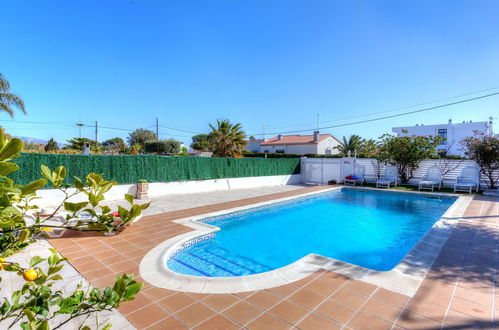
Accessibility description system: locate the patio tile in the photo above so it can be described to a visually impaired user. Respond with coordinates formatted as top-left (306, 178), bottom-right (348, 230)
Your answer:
top-left (404, 299), bottom-right (447, 323)
top-left (174, 302), bottom-right (216, 328)
top-left (342, 280), bottom-right (377, 296)
top-left (361, 299), bottom-right (401, 323)
top-left (303, 277), bottom-right (342, 297)
top-left (267, 284), bottom-right (299, 297)
top-left (202, 294), bottom-right (239, 312)
top-left (157, 292), bottom-right (196, 313)
top-left (146, 316), bottom-right (187, 329)
top-left (125, 303), bottom-right (169, 329)
top-left (247, 313), bottom-right (292, 330)
top-left (120, 293), bottom-right (155, 316)
top-left (444, 308), bottom-right (492, 329)
top-left (453, 286), bottom-right (494, 306)
top-left (396, 310), bottom-right (442, 329)
top-left (449, 296), bottom-right (492, 319)
top-left (245, 290), bottom-right (281, 310)
top-left (370, 288), bottom-right (409, 309)
top-left (347, 311), bottom-right (393, 330)
top-left (288, 288), bottom-right (326, 310)
top-left (297, 313), bottom-right (341, 330)
top-left (194, 314), bottom-right (240, 330)
top-left (223, 301), bottom-right (263, 326)
top-left (315, 299), bottom-right (355, 324)
top-left (330, 287), bottom-right (369, 309)
top-left (269, 300), bottom-right (309, 324)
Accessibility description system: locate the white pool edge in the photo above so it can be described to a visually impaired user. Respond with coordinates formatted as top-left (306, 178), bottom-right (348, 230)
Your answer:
top-left (139, 187), bottom-right (471, 297)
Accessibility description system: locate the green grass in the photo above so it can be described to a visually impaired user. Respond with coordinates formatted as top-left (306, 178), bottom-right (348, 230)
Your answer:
top-left (344, 182), bottom-right (482, 195)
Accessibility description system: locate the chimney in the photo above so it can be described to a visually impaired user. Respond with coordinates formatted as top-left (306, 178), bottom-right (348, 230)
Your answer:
top-left (448, 119), bottom-right (452, 124)
top-left (277, 134), bottom-right (283, 140)
top-left (313, 130), bottom-right (320, 142)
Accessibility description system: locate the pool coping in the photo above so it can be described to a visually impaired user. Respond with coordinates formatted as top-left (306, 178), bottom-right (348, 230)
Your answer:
top-left (139, 186), bottom-right (472, 297)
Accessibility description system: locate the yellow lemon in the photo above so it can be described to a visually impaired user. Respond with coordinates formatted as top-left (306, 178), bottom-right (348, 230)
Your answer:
top-left (23, 269), bottom-right (39, 281)
top-left (41, 227), bottom-right (53, 232)
top-left (0, 258), bottom-right (5, 271)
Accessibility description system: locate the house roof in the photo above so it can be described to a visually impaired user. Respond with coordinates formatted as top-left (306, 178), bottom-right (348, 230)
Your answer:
top-left (260, 134), bottom-right (336, 146)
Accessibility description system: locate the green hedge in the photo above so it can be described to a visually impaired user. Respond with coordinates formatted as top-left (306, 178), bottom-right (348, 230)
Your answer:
top-left (11, 153), bottom-right (301, 186)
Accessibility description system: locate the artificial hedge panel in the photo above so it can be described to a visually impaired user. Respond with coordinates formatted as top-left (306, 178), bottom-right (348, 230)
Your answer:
top-left (11, 153), bottom-right (301, 186)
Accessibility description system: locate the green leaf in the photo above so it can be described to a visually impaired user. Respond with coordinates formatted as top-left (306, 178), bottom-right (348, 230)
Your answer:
top-left (117, 206), bottom-right (128, 219)
top-left (0, 138), bottom-right (23, 161)
top-left (22, 179), bottom-right (47, 196)
top-left (23, 308), bottom-right (36, 322)
top-left (0, 162), bottom-right (19, 176)
top-left (30, 256), bottom-right (44, 268)
top-left (125, 194), bottom-right (134, 205)
top-left (35, 320), bottom-right (49, 330)
top-left (100, 205), bottom-right (111, 214)
top-left (40, 165), bottom-right (52, 181)
top-left (64, 201), bottom-right (89, 213)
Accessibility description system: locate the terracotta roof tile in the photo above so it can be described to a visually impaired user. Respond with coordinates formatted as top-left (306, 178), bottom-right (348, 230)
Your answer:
top-left (260, 134), bottom-right (333, 146)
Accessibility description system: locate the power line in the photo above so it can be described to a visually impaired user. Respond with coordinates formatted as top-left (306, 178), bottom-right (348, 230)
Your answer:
top-left (246, 87), bottom-right (499, 133)
top-left (158, 124), bottom-right (202, 134)
top-left (250, 91), bottom-right (499, 136)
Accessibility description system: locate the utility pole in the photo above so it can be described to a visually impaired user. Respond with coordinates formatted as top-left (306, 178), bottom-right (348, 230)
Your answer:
top-left (95, 121), bottom-right (98, 143)
top-left (156, 117), bottom-right (159, 139)
top-left (262, 125), bottom-right (269, 141)
top-left (76, 122), bottom-right (84, 138)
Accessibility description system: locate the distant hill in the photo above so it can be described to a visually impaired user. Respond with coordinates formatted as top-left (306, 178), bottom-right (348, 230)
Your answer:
top-left (14, 136), bottom-right (64, 148)
top-left (14, 136), bottom-right (48, 144)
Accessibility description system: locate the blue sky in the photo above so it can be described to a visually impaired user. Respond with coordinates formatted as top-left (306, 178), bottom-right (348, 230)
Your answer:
top-left (1, 0), bottom-right (498, 145)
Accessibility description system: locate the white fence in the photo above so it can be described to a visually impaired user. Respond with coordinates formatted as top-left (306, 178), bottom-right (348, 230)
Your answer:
top-left (301, 157), bottom-right (496, 188)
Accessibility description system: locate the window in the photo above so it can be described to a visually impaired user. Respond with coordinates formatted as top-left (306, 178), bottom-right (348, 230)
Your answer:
top-left (263, 150), bottom-right (269, 153)
top-left (275, 150), bottom-right (285, 153)
top-left (325, 148), bottom-right (332, 155)
top-left (438, 149), bottom-right (447, 156)
top-left (438, 129), bottom-right (447, 145)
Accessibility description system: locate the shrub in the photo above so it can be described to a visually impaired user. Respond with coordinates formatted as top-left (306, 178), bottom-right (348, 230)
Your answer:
top-left (461, 131), bottom-right (499, 189)
top-left (44, 138), bottom-right (59, 152)
top-left (144, 139), bottom-right (181, 154)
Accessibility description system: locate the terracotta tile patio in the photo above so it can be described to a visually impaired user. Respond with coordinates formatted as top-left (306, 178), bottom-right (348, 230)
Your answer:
top-left (48, 187), bottom-right (498, 329)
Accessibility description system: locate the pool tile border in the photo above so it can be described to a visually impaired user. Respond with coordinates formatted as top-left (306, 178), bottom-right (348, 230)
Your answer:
top-left (140, 187), bottom-right (472, 296)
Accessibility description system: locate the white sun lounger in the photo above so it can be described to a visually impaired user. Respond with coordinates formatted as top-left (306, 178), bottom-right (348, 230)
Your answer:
top-left (344, 165), bottom-right (366, 186)
top-left (454, 166), bottom-right (480, 193)
top-left (418, 165), bottom-right (443, 192)
top-left (376, 166), bottom-right (398, 188)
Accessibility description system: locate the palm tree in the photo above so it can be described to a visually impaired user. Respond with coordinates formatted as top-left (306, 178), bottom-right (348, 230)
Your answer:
top-left (208, 119), bottom-right (247, 157)
top-left (336, 135), bottom-right (363, 156)
top-left (0, 74), bottom-right (26, 117)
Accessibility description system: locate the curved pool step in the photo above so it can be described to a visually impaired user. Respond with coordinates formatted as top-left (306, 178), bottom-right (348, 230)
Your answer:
top-left (169, 245), bottom-right (274, 277)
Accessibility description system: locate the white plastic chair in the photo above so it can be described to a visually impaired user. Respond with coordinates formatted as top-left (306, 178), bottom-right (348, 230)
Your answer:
top-left (376, 166), bottom-right (398, 188)
top-left (454, 166), bottom-right (480, 193)
top-left (345, 165), bottom-right (366, 186)
top-left (418, 166), bottom-right (443, 192)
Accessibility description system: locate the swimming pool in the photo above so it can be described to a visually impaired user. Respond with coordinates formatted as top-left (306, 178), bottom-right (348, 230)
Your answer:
top-left (167, 188), bottom-right (455, 277)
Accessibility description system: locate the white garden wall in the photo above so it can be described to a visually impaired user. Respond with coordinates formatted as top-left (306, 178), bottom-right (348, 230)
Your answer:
top-left (302, 157), bottom-right (497, 188)
top-left (34, 174), bottom-right (302, 207)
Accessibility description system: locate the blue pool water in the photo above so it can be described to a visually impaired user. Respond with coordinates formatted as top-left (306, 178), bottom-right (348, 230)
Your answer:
top-left (168, 189), bottom-right (455, 277)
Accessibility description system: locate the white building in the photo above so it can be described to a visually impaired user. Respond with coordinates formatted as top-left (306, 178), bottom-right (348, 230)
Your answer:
top-left (251, 131), bottom-right (341, 155)
top-left (392, 118), bottom-right (493, 156)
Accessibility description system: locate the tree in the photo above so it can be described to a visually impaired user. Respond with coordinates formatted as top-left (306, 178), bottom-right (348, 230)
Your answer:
top-left (336, 135), bottom-right (363, 156)
top-left (0, 73), bottom-right (26, 118)
top-left (191, 134), bottom-right (212, 151)
top-left (127, 129), bottom-right (156, 148)
top-left (360, 138), bottom-right (380, 158)
top-left (102, 137), bottom-right (126, 153)
top-left (378, 134), bottom-right (442, 184)
top-left (65, 137), bottom-right (100, 152)
top-left (461, 131), bottom-right (499, 189)
top-left (44, 138), bottom-right (59, 152)
top-left (0, 129), bottom-right (147, 328)
top-left (208, 119), bottom-right (247, 157)
top-left (144, 139), bottom-right (181, 154)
